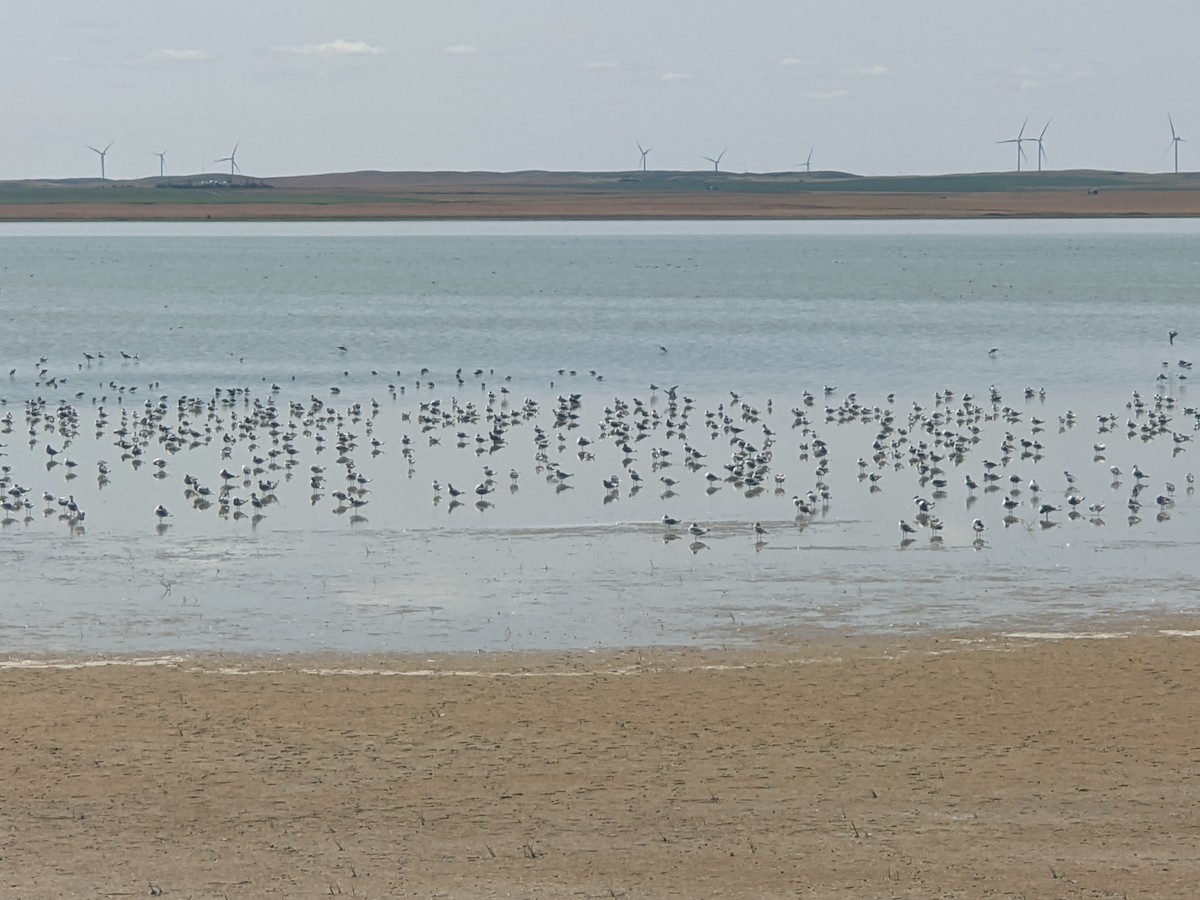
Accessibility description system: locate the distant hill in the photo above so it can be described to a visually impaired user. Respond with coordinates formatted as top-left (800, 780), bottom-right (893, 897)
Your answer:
top-left (2, 169), bottom-right (1199, 220)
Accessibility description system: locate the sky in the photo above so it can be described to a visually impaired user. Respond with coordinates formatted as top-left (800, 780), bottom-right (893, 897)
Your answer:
top-left (3, 1), bottom-right (1198, 180)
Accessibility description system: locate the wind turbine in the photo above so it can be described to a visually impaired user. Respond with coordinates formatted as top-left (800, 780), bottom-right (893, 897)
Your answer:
top-left (215, 141), bottom-right (240, 178)
top-left (998, 118), bottom-right (1029, 172)
top-left (87, 141), bottom-right (114, 180)
top-left (1169, 114), bottom-right (1184, 174)
top-left (636, 140), bottom-right (651, 171)
top-left (153, 150), bottom-right (167, 178)
top-left (1034, 120), bottom-right (1050, 172)
top-left (798, 146), bottom-right (814, 173)
top-left (702, 148), bottom-right (727, 172)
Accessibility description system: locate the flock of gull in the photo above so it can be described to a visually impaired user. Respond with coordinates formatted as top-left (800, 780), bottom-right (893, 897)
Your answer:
top-left (0, 351), bottom-right (1196, 556)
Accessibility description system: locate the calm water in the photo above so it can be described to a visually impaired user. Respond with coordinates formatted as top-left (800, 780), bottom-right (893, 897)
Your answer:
top-left (0, 220), bottom-right (1197, 655)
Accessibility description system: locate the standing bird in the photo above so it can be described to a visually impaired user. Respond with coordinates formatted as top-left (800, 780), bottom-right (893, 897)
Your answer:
top-left (154, 504), bottom-right (171, 520)
top-left (753, 522), bottom-right (768, 539)
top-left (972, 518), bottom-right (986, 535)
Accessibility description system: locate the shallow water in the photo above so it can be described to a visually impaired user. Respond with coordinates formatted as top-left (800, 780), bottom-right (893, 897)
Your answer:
top-left (0, 221), bottom-right (1197, 654)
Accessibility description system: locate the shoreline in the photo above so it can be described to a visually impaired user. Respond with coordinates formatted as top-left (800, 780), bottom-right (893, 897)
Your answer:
top-left (4, 623), bottom-right (1199, 896)
top-left (3, 194), bottom-right (1200, 221)
top-left (4, 610), bottom-right (1198, 668)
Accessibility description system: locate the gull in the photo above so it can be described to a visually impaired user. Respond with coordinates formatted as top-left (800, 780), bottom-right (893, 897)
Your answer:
top-left (754, 522), bottom-right (768, 538)
top-left (688, 523), bottom-right (709, 538)
top-left (662, 515), bottom-right (681, 528)
top-left (154, 504), bottom-right (171, 520)
top-left (899, 519), bottom-right (917, 537)
top-left (972, 518), bottom-right (986, 535)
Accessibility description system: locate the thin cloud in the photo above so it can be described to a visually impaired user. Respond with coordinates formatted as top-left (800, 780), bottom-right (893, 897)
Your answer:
top-left (275, 39), bottom-right (385, 57)
top-left (779, 57), bottom-right (810, 67)
top-left (660, 72), bottom-right (691, 81)
top-left (850, 64), bottom-right (890, 77)
top-left (443, 44), bottom-right (479, 55)
top-left (806, 89), bottom-right (848, 100)
top-left (148, 48), bottom-right (211, 62)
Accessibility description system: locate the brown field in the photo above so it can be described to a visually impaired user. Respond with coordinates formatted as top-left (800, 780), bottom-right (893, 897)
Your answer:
top-left (3, 169), bottom-right (1200, 220)
top-left (3, 629), bottom-right (1199, 897)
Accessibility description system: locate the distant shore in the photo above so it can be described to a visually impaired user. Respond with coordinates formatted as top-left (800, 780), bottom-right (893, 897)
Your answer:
top-left (2, 169), bottom-right (1200, 220)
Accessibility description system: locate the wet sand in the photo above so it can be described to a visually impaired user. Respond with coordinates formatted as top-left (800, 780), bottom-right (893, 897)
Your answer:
top-left (3, 627), bottom-right (1199, 897)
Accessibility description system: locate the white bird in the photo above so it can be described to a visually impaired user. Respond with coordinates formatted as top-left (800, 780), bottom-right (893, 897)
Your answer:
top-left (154, 504), bottom-right (171, 520)
top-left (688, 523), bottom-right (709, 538)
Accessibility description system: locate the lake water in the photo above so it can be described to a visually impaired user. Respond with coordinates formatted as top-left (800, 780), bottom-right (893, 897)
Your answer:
top-left (0, 220), bottom-right (1197, 655)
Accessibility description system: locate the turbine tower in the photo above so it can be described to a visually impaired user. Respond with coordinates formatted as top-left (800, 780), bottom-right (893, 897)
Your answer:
top-left (154, 150), bottom-right (167, 178)
top-left (1034, 120), bottom-right (1050, 172)
top-left (998, 119), bottom-right (1029, 172)
top-left (1169, 114), bottom-right (1184, 174)
top-left (87, 141), bottom-right (114, 180)
top-left (215, 141), bottom-right (240, 179)
top-left (702, 148), bottom-right (727, 172)
top-left (637, 140), bottom-right (651, 171)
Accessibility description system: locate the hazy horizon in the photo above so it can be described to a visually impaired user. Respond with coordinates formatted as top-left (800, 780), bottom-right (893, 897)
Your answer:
top-left (3, 2), bottom-right (1198, 181)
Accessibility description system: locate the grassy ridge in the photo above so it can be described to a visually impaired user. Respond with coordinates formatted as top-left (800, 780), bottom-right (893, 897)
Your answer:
top-left (0, 169), bottom-right (1198, 209)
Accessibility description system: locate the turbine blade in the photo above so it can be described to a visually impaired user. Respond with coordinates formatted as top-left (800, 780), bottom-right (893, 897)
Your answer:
top-left (1040, 119), bottom-right (1051, 139)
top-left (1169, 113), bottom-right (1177, 140)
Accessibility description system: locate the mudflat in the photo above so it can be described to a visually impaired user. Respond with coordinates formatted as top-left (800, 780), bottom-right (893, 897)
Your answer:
top-left (2, 629), bottom-right (1198, 898)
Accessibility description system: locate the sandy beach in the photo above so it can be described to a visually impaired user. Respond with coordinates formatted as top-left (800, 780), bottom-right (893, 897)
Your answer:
top-left (3, 628), bottom-right (1198, 897)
